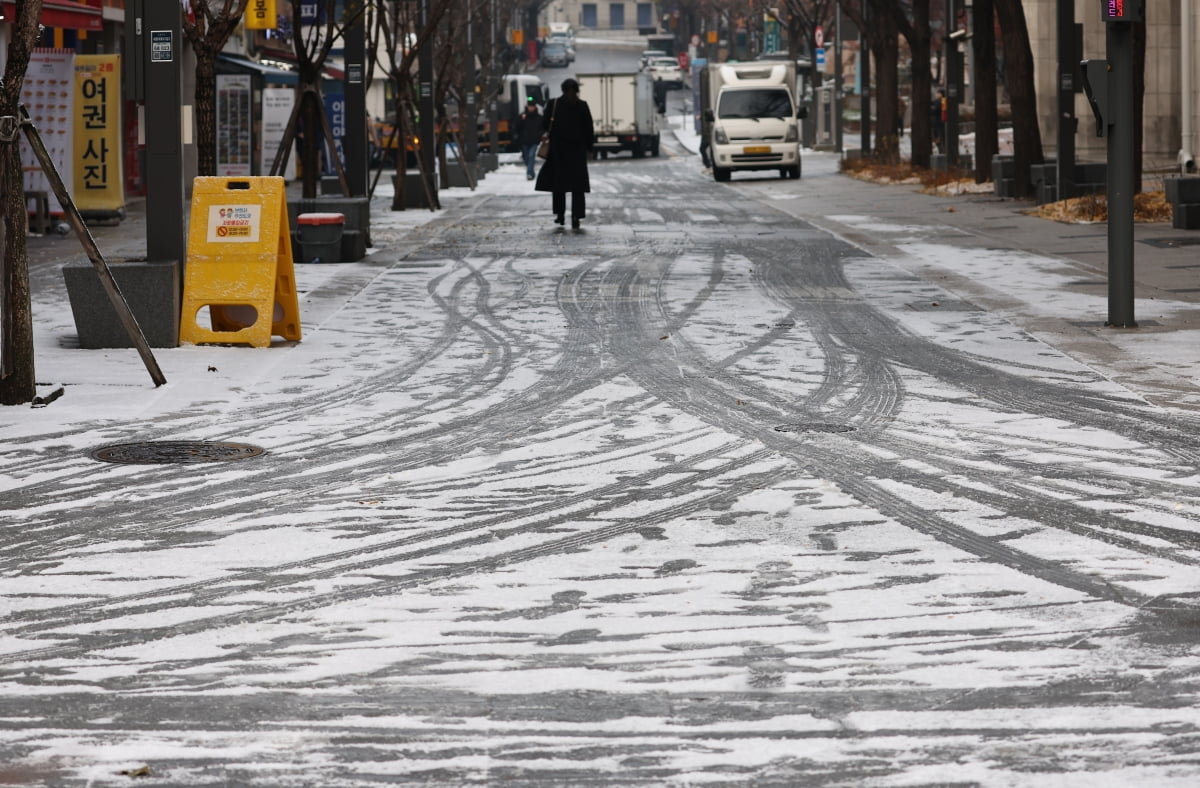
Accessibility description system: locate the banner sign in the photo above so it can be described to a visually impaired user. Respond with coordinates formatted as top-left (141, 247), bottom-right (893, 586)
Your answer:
top-left (74, 54), bottom-right (125, 212)
top-left (216, 74), bottom-right (253, 176)
top-left (262, 88), bottom-right (296, 180)
top-left (21, 49), bottom-right (75, 217)
top-left (298, 0), bottom-right (325, 26)
top-left (323, 92), bottom-right (346, 175)
top-left (245, 0), bottom-right (277, 30)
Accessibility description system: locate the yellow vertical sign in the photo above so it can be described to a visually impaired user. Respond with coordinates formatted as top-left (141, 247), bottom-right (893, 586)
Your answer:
top-left (245, 0), bottom-right (277, 30)
top-left (73, 54), bottom-right (124, 213)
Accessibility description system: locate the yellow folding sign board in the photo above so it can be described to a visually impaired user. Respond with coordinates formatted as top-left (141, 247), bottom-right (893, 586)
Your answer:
top-left (180, 176), bottom-right (301, 348)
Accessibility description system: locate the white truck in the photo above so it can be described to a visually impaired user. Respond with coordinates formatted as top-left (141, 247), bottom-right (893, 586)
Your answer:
top-left (700, 62), bottom-right (805, 181)
top-left (576, 71), bottom-right (661, 159)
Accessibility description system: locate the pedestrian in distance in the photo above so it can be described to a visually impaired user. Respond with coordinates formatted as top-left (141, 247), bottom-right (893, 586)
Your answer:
top-left (514, 100), bottom-right (543, 180)
top-left (535, 78), bottom-right (595, 230)
top-left (931, 89), bottom-right (946, 153)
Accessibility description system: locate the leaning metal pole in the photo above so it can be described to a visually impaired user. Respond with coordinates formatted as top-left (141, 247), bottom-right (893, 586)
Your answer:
top-left (18, 109), bottom-right (166, 386)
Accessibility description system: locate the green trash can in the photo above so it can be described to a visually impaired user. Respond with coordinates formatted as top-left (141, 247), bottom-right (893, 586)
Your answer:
top-left (296, 212), bottom-right (344, 263)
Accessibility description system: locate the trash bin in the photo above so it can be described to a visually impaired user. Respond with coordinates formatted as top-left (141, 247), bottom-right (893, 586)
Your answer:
top-left (296, 212), bottom-right (345, 263)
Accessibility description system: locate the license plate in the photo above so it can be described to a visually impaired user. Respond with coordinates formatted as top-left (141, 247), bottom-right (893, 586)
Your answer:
top-left (743, 145), bottom-right (771, 154)
top-left (598, 136), bottom-right (618, 144)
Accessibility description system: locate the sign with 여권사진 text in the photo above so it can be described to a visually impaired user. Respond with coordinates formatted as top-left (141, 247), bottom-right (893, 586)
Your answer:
top-left (74, 54), bottom-right (125, 213)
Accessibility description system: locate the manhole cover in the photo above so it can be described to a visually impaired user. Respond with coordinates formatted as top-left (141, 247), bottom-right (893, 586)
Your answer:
top-left (91, 441), bottom-right (266, 464)
top-left (774, 423), bottom-right (856, 434)
top-left (1143, 237), bottom-right (1200, 249)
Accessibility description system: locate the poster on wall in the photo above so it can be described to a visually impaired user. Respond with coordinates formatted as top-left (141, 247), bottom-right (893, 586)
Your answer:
top-left (21, 49), bottom-right (76, 218)
top-left (74, 54), bottom-right (125, 215)
top-left (216, 74), bottom-right (253, 176)
top-left (262, 87), bottom-right (297, 180)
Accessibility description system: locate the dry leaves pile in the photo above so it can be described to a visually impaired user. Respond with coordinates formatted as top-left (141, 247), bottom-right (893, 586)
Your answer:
top-left (839, 157), bottom-right (1173, 224)
top-left (1031, 191), bottom-right (1172, 223)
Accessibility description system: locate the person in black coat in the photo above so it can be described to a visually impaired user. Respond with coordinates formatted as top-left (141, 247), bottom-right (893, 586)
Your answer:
top-left (534, 78), bottom-right (595, 229)
top-left (514, 101), bottom-right (544, 180)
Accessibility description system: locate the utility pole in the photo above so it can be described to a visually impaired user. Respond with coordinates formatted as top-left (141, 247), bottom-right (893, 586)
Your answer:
top-left (463, 0), bottom-right (479, 167)
top-left (344, 0), bottom-right (367, 197)
top-left (418, 0), bottom-right (439, 206)
top-left (1082, 0), bottom-right (1144, 328)
top-left (143, 0), bottom-right (185, 267)
top-left (834, 3), bottom-right (843, 153)
top-left (944, 0), bottom-right (963, 167)
top-left (1056, 0), bottom-right (1078, 201)
top-left (860, 2), bottom-right (870, 155)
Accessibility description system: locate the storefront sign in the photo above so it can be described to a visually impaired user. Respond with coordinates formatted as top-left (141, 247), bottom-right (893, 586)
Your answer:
top-left (74, 54), bottom-right (125, 212)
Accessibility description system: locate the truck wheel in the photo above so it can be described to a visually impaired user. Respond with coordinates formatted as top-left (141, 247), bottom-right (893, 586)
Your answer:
top-left (713, 167), bottom-right (730, 182)
top-left (633, 147), bottom-right (645, 159)
top-left (789, 164), bottom-right (802, 180)
top-left (651, 138), bottom-right (660, 157)
top-left (780, 168), bottom-right (789, 179)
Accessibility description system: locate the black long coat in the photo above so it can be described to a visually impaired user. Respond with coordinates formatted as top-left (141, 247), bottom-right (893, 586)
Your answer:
top-left (534, 96), bottom-right (595, 194)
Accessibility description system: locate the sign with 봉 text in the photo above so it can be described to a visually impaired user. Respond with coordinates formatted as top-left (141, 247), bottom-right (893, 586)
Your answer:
top-left (245, 0), bottom-right (276, 30)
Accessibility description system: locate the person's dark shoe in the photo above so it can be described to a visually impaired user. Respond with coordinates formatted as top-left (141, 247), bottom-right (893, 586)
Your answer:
top-left (572, 217), bottom-right (581, 229)
top-left (554, 214), bottom-right (564, 225)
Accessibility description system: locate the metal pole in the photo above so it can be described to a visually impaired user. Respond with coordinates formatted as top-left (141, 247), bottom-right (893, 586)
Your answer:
top-left (344, 0), bottom-right (368, 196)
top-left (1056, 0), bottom-right (1076, 200)
top-left (860, 2), bottom-right (870, 154)
top-left (489, 0), bottom-right (500, 157)
top-left (143, 0), bottom-right (185, 267)
top-left (1106, 20), bottom-right (1136, 327)
top-left (464, 0), bottom-right (479, 164)
top-left (834, 2), bottom-right (842, 153)
top-left (945, 0), bottom-right (960, 167)
top-left (418, 0), bottom-right (438, 206)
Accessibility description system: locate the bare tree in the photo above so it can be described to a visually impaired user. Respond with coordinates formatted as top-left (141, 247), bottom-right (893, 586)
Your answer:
top-left (0, 0), bottom-right (43, 405)
top-left (896, 0), bottom-right (935, 168)
top-left (369, 0), bottom-right (500, 210)
top-left (182, 0), bottom-right (252, 177)
top-left (840, 0), bottom-right (902, 162)
top-left (995, 0), bottom-right (1042, 197)
top-left (971, 0), bottom-right (998, 183)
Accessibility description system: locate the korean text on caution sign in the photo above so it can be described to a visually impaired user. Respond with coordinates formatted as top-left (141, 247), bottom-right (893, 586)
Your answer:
top-left (208, 204), bottom-right (262, 242)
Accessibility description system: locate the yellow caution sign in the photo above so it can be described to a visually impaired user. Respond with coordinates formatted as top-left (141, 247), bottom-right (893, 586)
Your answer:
top-left (180, 176), bottom-right (301, 348)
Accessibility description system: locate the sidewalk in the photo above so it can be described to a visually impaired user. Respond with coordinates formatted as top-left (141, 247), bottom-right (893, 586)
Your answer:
top-left (22, 141), bottom-right (1200, 415)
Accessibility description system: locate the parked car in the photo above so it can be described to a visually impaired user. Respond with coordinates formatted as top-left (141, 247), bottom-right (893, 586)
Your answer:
top-left (547, 32), bottom-right (576, 62)
top-left (541, 42), bottom-right (570, 68)
top-left (647, 56), bottom-right (683, 88)
top-left (640, 49), bottom-right (667, 69)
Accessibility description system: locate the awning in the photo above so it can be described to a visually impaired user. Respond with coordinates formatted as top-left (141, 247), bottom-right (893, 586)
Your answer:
top-left (217, 54), bottom-right (299, 86)
top-left (2, 0), bottom-right (104, 32)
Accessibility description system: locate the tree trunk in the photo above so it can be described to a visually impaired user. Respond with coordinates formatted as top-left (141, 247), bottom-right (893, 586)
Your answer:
top-left (873, 30), bottom-right (901, 162)
top-left (300, 88), bottom-right (322, 198)
top-left (0, 0), bottom-right (42, 406)
top-left (194, 48), bottom-right (218, 176)
top-left (905, 0), bottom-right (935, 169)
top-left (972, 0), bottom-right (998, 183)
top-left (995, 0), bottom-right (1043, 197)
top-left (865, 0), bottom-right (901, 163)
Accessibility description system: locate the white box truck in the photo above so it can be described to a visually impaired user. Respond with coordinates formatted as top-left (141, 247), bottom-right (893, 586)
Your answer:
top-left (700, 62), bottom-right (805, 181)
top-left (577, 71), bottom-right (661, 158)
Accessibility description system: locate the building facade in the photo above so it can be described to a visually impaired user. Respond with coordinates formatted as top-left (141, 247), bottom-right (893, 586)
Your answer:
top-left (543, 0), bottom-right (660, 33)
top-left (1027, 0), bottom-right (1197, 173)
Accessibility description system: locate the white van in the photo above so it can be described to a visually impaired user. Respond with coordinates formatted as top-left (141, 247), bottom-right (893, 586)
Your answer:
top-left (548, 22), bottom-right (575, 42)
